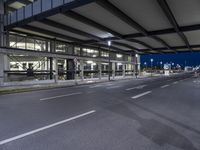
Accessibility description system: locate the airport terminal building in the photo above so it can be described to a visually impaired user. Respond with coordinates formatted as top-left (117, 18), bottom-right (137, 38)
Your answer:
top-left (1, 0), bottom-right (200, 85)
top-left (0, 0), bottom-right (142, 85)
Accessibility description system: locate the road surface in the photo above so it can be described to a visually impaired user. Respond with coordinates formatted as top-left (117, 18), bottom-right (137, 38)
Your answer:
top-left (0, 73), bottom-right (200, 150)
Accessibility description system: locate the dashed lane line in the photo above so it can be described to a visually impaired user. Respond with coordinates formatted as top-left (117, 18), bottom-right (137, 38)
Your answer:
top-left (131, 91), bottom-right (152, 99)
top-left (126, 85), bottom-right (147, 91)
top-left (0, 110), bottom-right (96, 146)
top-left (40, 92), bottom-right (82, 101)
top-left (161, 84), bottom-right (170, 88)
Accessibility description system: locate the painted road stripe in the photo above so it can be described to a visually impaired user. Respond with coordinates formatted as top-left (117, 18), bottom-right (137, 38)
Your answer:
top-left (161, 84), bottom-right (170, 88)
top-left (131, 91), bottom-right (152, 99)
top-left (106, 86), bottom-right (121, 89)
top-left (89, 84), bottom-right (103, 88)
top-left (0, 110), bottom-right (96, 146)
top-left (126, 85), bottom-right (147, 91)
top-left (40, 92), bottom-right (82, 101)
top-left (173, 81), bottom-right (178, 84)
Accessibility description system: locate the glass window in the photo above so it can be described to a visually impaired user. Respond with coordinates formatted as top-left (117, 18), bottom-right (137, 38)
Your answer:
top-left (101, 51), bottom-right (109, 57)
top-left (74, 47), bottom-right (81, 55)
top-left (16, 36), bottom-right (25, 49)
top-left (82, 48), bottom-right (99, 57)
top-left (26, 38), bottom-right (35, 50)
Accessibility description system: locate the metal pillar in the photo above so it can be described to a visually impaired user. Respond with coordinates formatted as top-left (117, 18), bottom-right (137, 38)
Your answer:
top-left (0, 2), bottom-right (4, 85)
top-left (0, 54), bottom-right (4, 85)
top-left (80, 59), bottom-right (84, 81)
top-left (49, 40), bottom-right (55, 80)
top-left (112, 62), bottom-right (115, 79)
top-left (98, 61), bottom-right (102, 80)
top-left (123, 64), bottom-right (126, 78)
top-left (54, 58), bottom-right (58, 83)
top-left (108, 47), bottom-right (111, 81)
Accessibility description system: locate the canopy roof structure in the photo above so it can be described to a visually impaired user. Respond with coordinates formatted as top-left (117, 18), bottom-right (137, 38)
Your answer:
top-left (4, 0), bottom-right (200, 54)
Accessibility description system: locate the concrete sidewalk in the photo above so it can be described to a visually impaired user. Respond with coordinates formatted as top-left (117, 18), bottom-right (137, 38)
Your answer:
top-left (0, 76), bottom-right (147, 94)
top-left (0, 73), bottom-right (180, 95)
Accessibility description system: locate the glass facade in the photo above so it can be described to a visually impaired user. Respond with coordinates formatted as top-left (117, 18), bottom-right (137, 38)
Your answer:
top-left (4, 33), bottom-right (135, 82)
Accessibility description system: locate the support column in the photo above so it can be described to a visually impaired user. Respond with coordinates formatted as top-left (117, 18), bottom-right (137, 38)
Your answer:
top-left (0, 0), bottom-right (8, 86)
top-left (112, 62), bottom-right (115, 79)
top-left (123, 64), bottom-right (126, 78)
top-left (54, 58), bottom-right (58, 83)
top-left (49, 40), bottom-right (55, 80)
top-left (137, 55), bottom-right (141, 75)
top-left (67, 59), bottom-right (75, 80)
top-left (0, 0), bottom-right (4, 47)
top-left (98, 61), bottom-right (102, 80)
top-left (0, 54), bottom-right (4, 85)
top-left (80, 60), bottom-right (84, 81)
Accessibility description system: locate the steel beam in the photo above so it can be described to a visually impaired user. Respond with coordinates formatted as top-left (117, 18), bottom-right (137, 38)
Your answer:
top-left (22, 25), bottom-right (85, 43)
top-left (157, 0), bottom-right (192, 51)
top-left (40, 19), bottom-right (102, 42)
top-left (0, 47), bottom-right (132, 63)
top-left (64, 11), bottom-right (158, 52)
top-left (96, 0), bottom-right (176, 52)
top-left (63, 11), bottom-right (122, 38)
top-left (5, 0), bottom-right (96, 29)
top-left (5, 0), bottom-right (31, 5)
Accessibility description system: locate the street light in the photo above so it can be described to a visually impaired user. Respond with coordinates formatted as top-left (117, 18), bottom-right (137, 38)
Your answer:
top-left (144, 62), bottom-right (147, 69)
top-left (160, 61), bottom-right (163, 70)
top-left (150, 59), bottom-right (154, 77)
top-left (108, 41), bottom-right (111, 81)
top-left (135, 54), bottom-right (138, 78)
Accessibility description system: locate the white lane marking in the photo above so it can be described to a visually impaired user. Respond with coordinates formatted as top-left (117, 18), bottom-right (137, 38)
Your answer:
top-left (0, 110), bottom-right (96, 146)
top-left (106, 86), bottom-right (121, 89)
top-left (173, 81), bottom-right (178, 84)
top-left (89, 85), bottom-right (103, 88)
top-left (161, 84), bottom-right (170, 88)
top-left (40, 92), bottom-right (82, 101)
top-left (126, 85), bottom-right (147, 91)
top-left (131, 91), bottom-right (152, 99)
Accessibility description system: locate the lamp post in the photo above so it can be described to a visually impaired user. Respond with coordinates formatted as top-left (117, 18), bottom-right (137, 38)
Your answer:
top-left (135, 54), bottom-right (138, 78)
top-left (160, 61), bottom-right (163, 70)
top-left (108, 41), bottom-right (111, 81)
top-left (144, 62), bottom-right (147, 70)
top-left (150, 58), bottom-right (154, 77)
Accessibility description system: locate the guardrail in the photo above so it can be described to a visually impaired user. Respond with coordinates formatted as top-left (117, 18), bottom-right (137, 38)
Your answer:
top-left (4, 0), bottom-right (75, 26)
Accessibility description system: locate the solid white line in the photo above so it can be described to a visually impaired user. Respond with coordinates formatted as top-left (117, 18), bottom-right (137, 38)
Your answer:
top-left (161, 84), bottom-right (170, 88)
top-left (89, 85), bottom-right (103, 88)
top-left (106, 86), bottom-right (121, 89)
top-left (173, 81), bottom-right (178, 84)
top-left (126, 85), bottom-right (147, 91)
top-left (0, 110), bottom-right (96, 146)
top-left (40, 92), bottom-right (82, 101)
top-left (131, 91), bottom-right (152, 99)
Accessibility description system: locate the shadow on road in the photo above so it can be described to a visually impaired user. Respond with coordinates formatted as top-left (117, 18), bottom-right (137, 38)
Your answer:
top-left (108, 103), bottom-right (199, 150)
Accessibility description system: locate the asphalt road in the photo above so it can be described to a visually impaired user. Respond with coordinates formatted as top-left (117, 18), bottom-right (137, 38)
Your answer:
top-left (0, 73), bottom-right (200, 150)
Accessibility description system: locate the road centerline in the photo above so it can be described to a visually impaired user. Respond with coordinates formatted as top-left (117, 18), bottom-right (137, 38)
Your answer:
top-left (40, 92), bottom-right (82, 101)
top-left (131, 91), bottom-right (152, 99)
top-left (0, 110), bottom-right (96, 146)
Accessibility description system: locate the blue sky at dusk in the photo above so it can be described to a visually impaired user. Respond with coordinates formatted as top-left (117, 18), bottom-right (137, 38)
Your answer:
top-left (140, 52), bottom-right (200, 67)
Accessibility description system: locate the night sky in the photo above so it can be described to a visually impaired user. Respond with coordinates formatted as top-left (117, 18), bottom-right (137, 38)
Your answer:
top-left (140, 52), bottom-right (200, 67)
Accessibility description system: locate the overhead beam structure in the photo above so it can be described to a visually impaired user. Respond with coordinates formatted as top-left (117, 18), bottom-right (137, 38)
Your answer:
top-left (64, 11), bottom-right (156, 53)
top-left (157, 0), bottom-right (192, 51)
top-left (96, 0), bottom-right (176, 53)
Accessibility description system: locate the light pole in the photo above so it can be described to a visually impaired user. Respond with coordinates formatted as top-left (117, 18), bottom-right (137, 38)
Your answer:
top-left (135, 54), bottom-right (138, 78)
top-left (144, 62), bottom-right (147, 70)
top-left (160, 61), bottom-right (163, 70)
top-left (150, 59), bottom-right (154, 77)
top-left (108, 41), bottom-right (111, 81)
